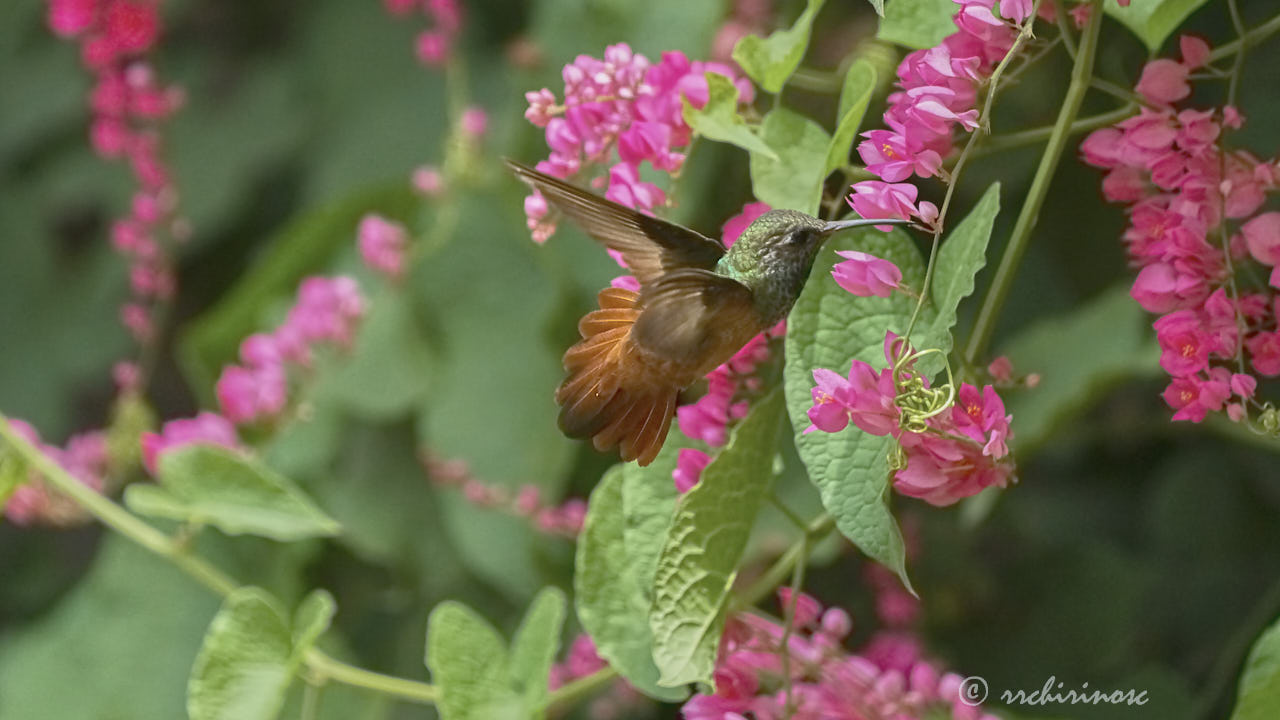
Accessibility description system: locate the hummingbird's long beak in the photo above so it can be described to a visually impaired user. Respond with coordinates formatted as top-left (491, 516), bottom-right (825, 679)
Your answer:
top-left (818, 217), bottom-right (914, 236)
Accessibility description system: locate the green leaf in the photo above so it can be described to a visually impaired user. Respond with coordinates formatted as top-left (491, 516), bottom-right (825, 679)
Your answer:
top-left (574, 439), bottom-right (692, 701)
top-left (750, 107), bottom-right (831, 215)
top-left (649, 391), bottom-right (785, 687)
top-left (731, 0), bottom-right (827, 93)
top-left (784, 228), bottom-right (927, 590)
top-left (188, 588), bottom-right (297, 720)
top-left (999, 284), bottom-right (1158, 454)
top-left (318, 290), bottom-right (433, 420)
top-left (179, 182), bottom-right (419, 398)
top-left (916, 182), bottom-right (1000, 374)
top-left (508, 587), bottom-right (566, 715)
top-left (129, 445), bottom-right (341, 541)
top-left (425, 602), bottom-right (521, 720)
top-left (1103, 0), bottom-right (1213, 52)
top-left (291, 589), bottom-right (336, 651)
top-left (1230, 617), bottom-right (1280, 720)
top-left (0, 536), bottom-right (221, 719)
top-left (0, 440), bottom-right (25, 507)
top-left (683, 73), bottom-right (778, 160)
top-left (877, 0), bottom-right (958, 50)
top-left (826, 60), bottom-right (877, 177)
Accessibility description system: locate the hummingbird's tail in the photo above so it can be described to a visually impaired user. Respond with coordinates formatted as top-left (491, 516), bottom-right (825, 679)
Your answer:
top-left (555, 287), bottom-right (677, 466)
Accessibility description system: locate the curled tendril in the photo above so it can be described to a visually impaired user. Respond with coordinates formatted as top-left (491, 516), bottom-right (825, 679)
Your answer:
top-left (887, 336), bottom-right (956, 435)
top-left (1255, 404), bottom-right (1279, 435)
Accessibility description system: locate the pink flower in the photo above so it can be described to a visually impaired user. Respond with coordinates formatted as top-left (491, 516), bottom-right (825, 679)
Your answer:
top-left (831, 250), bottom-right (903, 298)
top-left (140, 413), bottom-right (240, 474)
top-left (48, 0), bottom-right (97, 37)
top-left (357, 214), bottom-right (408, 280)
top-left (415, 30), bottom-right (450, 66)
top-left (1135, 59), bottom-right (1190, 105)
top-left (1247, 331), bottom-right (1280, 376)
top-left (673, 448), bottom-right (711, 493)
top-left (412, 165), bottom-right (445, 196)
top-left (1162, 374), bottom-right (1230, 422)
top-left (721, 202), bottom-right (771, 248)
top-left (846, 181), bottom-right (920, 227)
top-left (603, 162), bottom-right (665, 211)
top-left (104, 0), bottom-right (160, 54)
top-left (806, 368), bottom-right (855, 433)
top-left (460, 106), bottom-right (488, 138)
top-left (1242, 212), bottom-right (1280, 265)
top-left (857, 130), bottom-right (942, 182)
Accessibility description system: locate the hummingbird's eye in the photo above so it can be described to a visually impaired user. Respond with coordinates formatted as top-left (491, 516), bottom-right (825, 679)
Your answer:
top-left (786, 229), bottom-right (811, 246)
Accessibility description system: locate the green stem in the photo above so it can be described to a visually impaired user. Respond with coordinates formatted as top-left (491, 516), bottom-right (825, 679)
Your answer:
top-left (963, 0), bottom-right (1104, 365)
top-left (0, 413), bottom-right (441, 707)
top-left (976, 105), bottom-right (1134, 156)
top-left (305, 650), bottom-right (438, 704)
top-left (1209, 9), bottom-right (1280, 63)
top-left (733, 513), bottom-right (834, 611)
top-left (543, 666), bottom-right (619, 712)
top-left (1054, 0), bottom-right (1078, 60)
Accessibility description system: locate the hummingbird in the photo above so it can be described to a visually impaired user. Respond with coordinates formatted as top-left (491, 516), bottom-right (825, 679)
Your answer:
top-left (507, 160), bottom-right (911, 466)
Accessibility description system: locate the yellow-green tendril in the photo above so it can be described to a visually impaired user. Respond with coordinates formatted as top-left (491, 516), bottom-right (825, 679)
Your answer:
top-left (888, 337), bottom-right (957, 447)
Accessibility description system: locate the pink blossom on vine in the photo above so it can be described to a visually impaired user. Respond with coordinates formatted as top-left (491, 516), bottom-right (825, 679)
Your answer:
top-left (673, 448), bottom-right (711, 493)
top-left (519, 44), bottom-right (750, 242)
top-left (357, 214), bottom-right (409, 281)
top-left (460, 106), bottom-right (488, 138)
top-left (683, 594), bottom-right (998, 720)
top-left (140, 412), bottom-right (240, 473)
top-left (832, 250), bottom-right (903, 298)
top-left (389, 0), bottom-right (462, 68)
top-left (1082, 35), bottom-right (1280, 425)
top-left (412, 165), bottom-right (445, 196)
top-left (806, 334), bottom-right (1016, 506)
top-left (3, 420), bottom-right (108, 526)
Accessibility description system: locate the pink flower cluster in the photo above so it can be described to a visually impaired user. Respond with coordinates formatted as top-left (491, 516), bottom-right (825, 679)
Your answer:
top-left (357, 214), bottom-right (409, 281)
top-left (672, 202), bottom-right (780, 494)
top-left (216, 276), bottom-right (366, 426)
top-left (139, 412), bottom-right (239, 474)
top-left (683, 591), bottom-right (998, 720)
top-left (1081, 37), bottom-right (1280, 424)
top-left (421, 451), bottom-right (587, 538)
top-left (848, 0), bottom-right (1039, 227)
top-left (806, 334), bottom-right (1015, 506)
top-left (3, 420), bottom-right (108, 526)
top-left (383, 0), bottom-right (462, 68)
top-left (47, 0), bottom-right (187, 346)
top-left (522, 43), bottom-right (752, 243)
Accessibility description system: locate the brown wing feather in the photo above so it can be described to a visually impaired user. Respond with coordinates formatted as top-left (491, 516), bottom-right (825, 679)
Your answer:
top-left (506, 159), bottom-right (725, 287)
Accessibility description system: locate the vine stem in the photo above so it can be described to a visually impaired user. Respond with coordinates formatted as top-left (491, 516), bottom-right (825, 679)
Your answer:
top-left (0, 413), bottom-right (440, 707)
top-left (964, 0), bottom-right (1104, 365)
top-left (733, 513), bottom-right (834, 611)
top-left (543, 665), bottom-right (619, 712)
top-left (1209, 9), bottom-right (1280, 63)
top-left (904, 0), bottom-right (1041, 340)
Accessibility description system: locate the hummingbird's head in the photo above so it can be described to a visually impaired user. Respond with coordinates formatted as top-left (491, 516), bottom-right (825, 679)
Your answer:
top-left (734, 209), bottom-right (910, 270)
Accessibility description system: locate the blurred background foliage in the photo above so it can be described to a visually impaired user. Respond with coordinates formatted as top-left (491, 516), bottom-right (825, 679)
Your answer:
top-left (2, 0), bottom-right (1280, 719)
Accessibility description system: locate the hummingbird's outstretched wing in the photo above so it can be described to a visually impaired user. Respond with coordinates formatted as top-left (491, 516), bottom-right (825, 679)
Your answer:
top-left (505, 159), bottom-right (725, 287)
top-left (633, 268), bottom-right (757, 367)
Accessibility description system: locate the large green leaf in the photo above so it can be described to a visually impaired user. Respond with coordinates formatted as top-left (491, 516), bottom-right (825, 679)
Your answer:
top-left (508, 587), bottom-right (566, 715)
top-left (1230, 617), bottom-right (1280, 719)
top-left (784, 228), bottom-right (928, 589)
top-left (187, 588), bottom-right (297, 720)
top-left (826, 60), bottom-right (878, 176)
top-left (916, 182), bottom-right (1000, 374)
top-left (732, 0), bottom-right (827, 94)
top-left (749, 107), bottom-right (831, 216)
top-left (425, 602), bottom-right (522, 720)
top-left (877, 0), bottom-right (958, 50)
top-left (318, 289), bottom-right (433, 421)
top-left (0, 536), bottom-right (219, 719)
top-left (649, 391), bottom-right (785, 687)
top-left (683, 73), bottom-right (778, 160)
top-left (999, 284), bottom-right (1157, 454)
top-left (128, 445), bottom-right (341, 541)
top-left (574, 439), bottom-right (691, 701)
top-left (1103, 0), bottom-right (1213, 52)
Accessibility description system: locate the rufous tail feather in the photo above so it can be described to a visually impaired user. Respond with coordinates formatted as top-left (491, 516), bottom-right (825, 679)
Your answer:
top-left (555, 287), bottom-right (676, 466)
